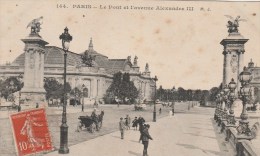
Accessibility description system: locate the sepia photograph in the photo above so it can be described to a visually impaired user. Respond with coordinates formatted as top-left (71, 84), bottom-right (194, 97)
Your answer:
top-left (0, 0), bottom-right (260, 156)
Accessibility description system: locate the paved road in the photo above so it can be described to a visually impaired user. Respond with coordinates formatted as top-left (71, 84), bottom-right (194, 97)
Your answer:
top-left (46, 106), bottom-right (235, 156)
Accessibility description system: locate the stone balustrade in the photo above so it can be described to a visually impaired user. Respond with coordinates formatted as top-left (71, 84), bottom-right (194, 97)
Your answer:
top-left (219, 121), bottom-right (260, 156)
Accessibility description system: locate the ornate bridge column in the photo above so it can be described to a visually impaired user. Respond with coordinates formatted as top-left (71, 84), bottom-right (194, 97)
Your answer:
top-left (220, 16), bottom-right (248, 118)
top-left (20, 18), bottom-right (48, 107)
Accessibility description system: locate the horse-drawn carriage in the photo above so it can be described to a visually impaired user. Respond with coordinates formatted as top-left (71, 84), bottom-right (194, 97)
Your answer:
top-left (77, 111), bottom-right (104, 133)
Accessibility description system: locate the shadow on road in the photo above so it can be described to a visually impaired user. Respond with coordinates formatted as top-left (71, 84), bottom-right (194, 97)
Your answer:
top-left (184, 132), bottom-right (217, 139)
top-left (111, 135), bottom-right (121, 139)
top-left (128, 151), bottom-right (142, 156)
top-left (176, 143), bottom-right (222, 156)
top-left (129, 140), bottom-right (139, 143)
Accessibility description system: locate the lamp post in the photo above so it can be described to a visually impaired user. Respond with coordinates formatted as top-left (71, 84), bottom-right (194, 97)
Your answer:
top-left (227, 78), bottom-right (237, 125)
top-left (153, 76), bottom-right (158, 122)
top-left (82, 84), bottom-right (85, 112)
top-left (220, 85), bottom-right (229, 133)
top-left (218, 90), bottom-right (224, 126)
top-left (222, 85), bottom-right (230, 121)
top-left (17, 74), bottom-right (22, 112)
top-left (214, 94), bottom-right (219, 121)
top-left (59, 27), bottom-right (72, 154)
top-left (237, 67), bottom-right (252, 136)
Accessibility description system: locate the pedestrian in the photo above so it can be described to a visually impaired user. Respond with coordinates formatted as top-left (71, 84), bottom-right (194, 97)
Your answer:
top-left (36, 103), bottom-right (39, 108)
top-left (119, 117), bottom-right (125, 139)
top-left (138, 116), bottom-right (145, 142)
top-left (91, 108), bottom-right (99, 131)
top-left (159, 108), bottom-right (162, 114)
top-left (125, 117), bottom-right (129, 130)
top-left (172, 102), bottom-right (175, 116)
top-left (126, 114), bottom-right (131, 130)
top-left (169, 110), bottom-right (172, 118)
top-left (188, 104), bottom-right (190, 111)
top-left (18, 105), bottom-right (21, 112)
top-left (132, 117), bottom-right (138, 130)
top-left (141, 124), bottom-right (153, 156)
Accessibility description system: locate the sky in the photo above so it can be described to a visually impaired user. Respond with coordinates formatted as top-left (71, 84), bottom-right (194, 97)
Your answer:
top-left (0, 0), bottom-right (260, 90)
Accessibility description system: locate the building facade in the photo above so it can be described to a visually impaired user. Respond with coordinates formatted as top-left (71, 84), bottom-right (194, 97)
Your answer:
top-left (0, 38), bottom-right (156, 104)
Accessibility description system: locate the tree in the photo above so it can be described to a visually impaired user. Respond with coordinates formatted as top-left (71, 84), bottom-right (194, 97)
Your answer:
top-left (44, 78), bottom-right (71, 100)
top-left (157, 85), bottom-right (164, 101)
top-left (0, 76), bottom-right (23, 100)
top-left (177, 87), bottom-right (186, 101)
top-left (209, 87), bottom-right (219, 101)
top-left (104, 72), bottom-right (138, 104)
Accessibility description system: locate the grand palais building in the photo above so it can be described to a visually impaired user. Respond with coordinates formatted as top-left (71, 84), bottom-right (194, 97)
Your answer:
top-left (0, 38), bottom-right (156, 104)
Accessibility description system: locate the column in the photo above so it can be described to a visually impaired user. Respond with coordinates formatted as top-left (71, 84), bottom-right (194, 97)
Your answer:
top-left (238, 52), bottom-right (244, 90)
top-left (225, 52), bottom-right (231, 87)
top-left (223, 52), bottom-right (227, 86)
top-left (97, 79), bottom-right (99, 97)
top-left (40, 52), bottom-right (45, 88)
top-left (23, 50), bottom-right (30, 89)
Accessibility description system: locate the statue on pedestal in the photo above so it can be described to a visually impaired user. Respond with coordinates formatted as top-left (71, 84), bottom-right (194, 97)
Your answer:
top-left (26, 16), bottom-right (43, 34)
top-left (224, 15), bottom-right (246, 33)
top-left (134, 56), bottom-right (138, 66)
top-left (145, 63), bottom-right (149, 72)
top-left (127, 56), bottom-right (131, 62)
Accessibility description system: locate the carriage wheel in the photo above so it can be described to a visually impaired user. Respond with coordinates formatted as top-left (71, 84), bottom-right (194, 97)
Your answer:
top-left (90, 123), bottom-right (96, 133)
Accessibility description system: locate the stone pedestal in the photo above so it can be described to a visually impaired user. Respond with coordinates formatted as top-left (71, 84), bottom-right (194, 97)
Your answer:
top-left (20, 33), bottom-right (48, 107)
top-left (220, 32), bottom-right (248, 91)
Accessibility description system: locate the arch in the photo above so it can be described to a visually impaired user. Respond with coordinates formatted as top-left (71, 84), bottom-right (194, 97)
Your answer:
top-left (83, 88), bottom-right (89, 97)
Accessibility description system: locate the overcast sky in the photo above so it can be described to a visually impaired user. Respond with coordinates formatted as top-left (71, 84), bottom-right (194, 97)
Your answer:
top-left (0, 0), bottom-right (259, 90)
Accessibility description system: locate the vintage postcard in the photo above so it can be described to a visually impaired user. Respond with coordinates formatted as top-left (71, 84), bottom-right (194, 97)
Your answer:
top-left (0, 0), bottom-right (260, 156)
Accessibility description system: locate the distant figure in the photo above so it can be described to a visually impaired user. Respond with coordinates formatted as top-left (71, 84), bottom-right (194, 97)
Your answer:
top-left (132, 117), bottom-right (138, 130)
top-left (159, 108), bottom-right (162, 114)
top-left (169, 110), bottom-right (173, 118)
top-left (141, 124), bottom-right (153, 156)
top-left (36, 103), bottom-right (39, 108)
top-left (119, 117), bottom-right (125, 139)
top-left (172, 102), bottom-right (175, 116)
top-left (91, 108), bottom-right (99, 130)
top-left (99, 110), bottom-right (105, 128)
top-left (188, 104), bottom-right (190, 111)
top-left (125, 114), bottom-right (131, 130)
top-left (18, 105), bottom-right (21, 112)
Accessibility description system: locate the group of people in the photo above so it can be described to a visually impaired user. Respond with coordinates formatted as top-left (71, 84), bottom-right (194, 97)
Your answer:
top-left (119, 115), bottom-right (153, 156)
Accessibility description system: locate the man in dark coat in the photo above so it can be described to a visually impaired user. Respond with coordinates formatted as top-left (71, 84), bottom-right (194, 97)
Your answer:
top-left (141, 124), bottom-right (153, 156)
top-left (138, 116), bottom-right (145, 142)
top-left (91, 108), bottom-right (99, 130)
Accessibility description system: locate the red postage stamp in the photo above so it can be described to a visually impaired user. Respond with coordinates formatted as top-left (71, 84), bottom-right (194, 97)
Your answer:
top-left (10, 108), bottom-right (53, 156)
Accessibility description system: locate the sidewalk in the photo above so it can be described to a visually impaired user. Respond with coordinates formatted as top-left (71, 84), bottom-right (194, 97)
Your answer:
top-left (46, 106), bottom-right (234, 156)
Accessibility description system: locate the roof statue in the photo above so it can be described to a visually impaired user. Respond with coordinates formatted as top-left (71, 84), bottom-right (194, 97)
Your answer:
top-left (133, 56), bottom-right (138, 66)
top-left (81, 51), bottom-right (95, 67)
top-left (145, 63), bottom-right (149, 72)
top-left (26, 16), bottom-right (43, 35)
top-left (127, 56), bottom-right (131, 62)
top-left (89, 38), bottom-right (94, 51)
top-left (224, 15), bottom-right (246, 33)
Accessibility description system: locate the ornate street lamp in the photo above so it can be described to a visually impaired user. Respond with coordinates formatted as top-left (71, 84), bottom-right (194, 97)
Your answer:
top-left (153, 76), bottom-right (158, 122)
top-left (214, 94), bottom-right (220, 121)
top-left (59, 27), bottom-right (72, 154)
top-left (222, 85), bottom-right (230, 120)
top-left (227, 78), bottom-right (237, 125)
top-left (224, 78), bottom-right (237, 141)
top-left (237, 67), bottom-right (252, 136)
top-left (81, 84), bottom-right (85, 112)
top-left (218, 90), bottom-right (224, 126)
